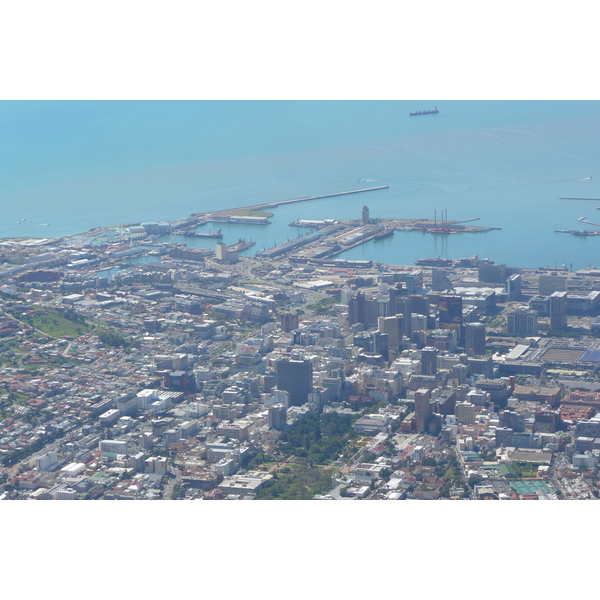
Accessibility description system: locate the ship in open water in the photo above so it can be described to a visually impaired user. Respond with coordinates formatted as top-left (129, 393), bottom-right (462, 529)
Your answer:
top-left (410, 107), bottom-right (439, 116)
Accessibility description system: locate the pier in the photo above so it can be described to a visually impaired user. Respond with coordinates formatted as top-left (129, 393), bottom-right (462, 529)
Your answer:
top-left (560, 197), bottom-right (600, 201)
top-left (194, 186), bottom-right (390, 222)
top-left (250, 186), bottom-right (389, 211)
top-left (555, 230), bottom-right (600, 236)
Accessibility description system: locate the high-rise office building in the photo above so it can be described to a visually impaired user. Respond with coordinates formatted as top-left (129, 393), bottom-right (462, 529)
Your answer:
top-left (280, 311), bottom-right (300, 333)
top-left (432, 268), bottom-right (452, 291)
top-left (410, 295), bottom-right (430, 317)
top-left (549, 291), bottom-right (568, 330)
top-left (274, 357), bottom-right (313, 406)
top-left (371, 331), bottom-right (389, 358)
top-left (464, 322), bottom-right (486, 356)
top-left (506, 273), bottom-right (522, 300)
top-left (348, 291), bottom-right (366, 326)
top-left (348, 291), bottom-right (378, 327)
top-left (478, 263), bottom-right (507, 284)
top-left (415, 388), bottom-right (432, 433)
top-left (268, 404), bottom-right (287, 430)
top-left (455, 401), bottom-right (476, 425)
top-left (438, 295), bottom-right (462, 339)
top-left (411, 313), bottom-right (427, 337)
top-left (396, 296), bottom-right (412, 338)
top-left (420, 346), bottom-right (438, 376)
top-left (404, 272), bottom-right (421, 296)
top-left (378, 315), bottom-right (403, 351)
top-left (388, 283), bottom-right (406, 314)
top-left (507, 307), bottom-right (538, 337)
top-left (539, 272), bottom-right (567, 296)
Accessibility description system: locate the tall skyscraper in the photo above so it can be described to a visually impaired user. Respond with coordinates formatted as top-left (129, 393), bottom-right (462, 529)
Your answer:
top-left (549, 291), bottom-right (568, 330)
top-left (348, 291), bottom-right (366, 326)
top-left (348, 291), bottom-right (378, 327)
top-left (388, 283), bottom-right (406, 315)
top-left (506, 273), bottom-right (522, 300)
top-left (378, 315), bottom-right (403, 351)
top-left (420, 346), bottom-right (438, 376)
top-left (396, 296), bottom-right (412, 338)
top-left (415, 388), bottom-right (432, 433)
top-left (438, 295), bottom-right (462, 339)
top-left (274, 357), bottom-right (313, 406)
top-left (410, 295), bottom-right (430, 317)
top-left (465, 322), bottom-right (486, 356)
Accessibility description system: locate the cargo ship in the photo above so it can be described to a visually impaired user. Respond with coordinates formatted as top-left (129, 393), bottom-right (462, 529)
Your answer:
top-left (415, 257), bottom-right (453, 267)
top-left (538, 266), bottom-right (569, 272)
top-left (410, 107), bottom-right (439, 116)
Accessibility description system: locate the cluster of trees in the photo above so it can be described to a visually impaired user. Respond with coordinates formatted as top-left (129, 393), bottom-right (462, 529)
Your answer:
top-left (97, 329), bottom-right (137, 349)
top-left (254, 465), bottom-right (334, 500)
top-left (170, 483), bottom-right (184, 499)
top-left (277, 412), bottom-right (358, 466)
top-left (307, 297), bottom-right (337, 315)
top-left (61, 308), bottom-right (86, 326)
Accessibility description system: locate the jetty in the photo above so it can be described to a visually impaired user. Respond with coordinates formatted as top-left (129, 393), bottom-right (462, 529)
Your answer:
top-left (194, 186), bottom-right (389, 221)
top-left (555, 230), bottom-right (600, 237)
top-left (560, 197), bottom-right (600, 201)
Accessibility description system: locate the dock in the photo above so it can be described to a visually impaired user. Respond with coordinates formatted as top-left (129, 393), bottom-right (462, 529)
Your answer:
top-left (389, 218), bottom-right (500, 234)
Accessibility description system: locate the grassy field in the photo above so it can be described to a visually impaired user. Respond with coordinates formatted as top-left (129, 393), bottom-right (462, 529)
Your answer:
top-left (17, 307), bottom-right (92, 338)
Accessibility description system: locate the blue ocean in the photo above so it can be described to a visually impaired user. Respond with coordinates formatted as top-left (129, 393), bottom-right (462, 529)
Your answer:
top-left (2, 100), bottom-right (600, 270)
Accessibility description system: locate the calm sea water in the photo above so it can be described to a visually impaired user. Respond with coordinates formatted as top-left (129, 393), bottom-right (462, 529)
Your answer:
top-left (2, 100), bottom-right (600, 270)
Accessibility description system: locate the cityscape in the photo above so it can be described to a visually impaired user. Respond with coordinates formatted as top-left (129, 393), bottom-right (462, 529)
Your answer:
top-left (8, 7), bottom-right (599, 600)
top-left (2, 193), bottom-right (600, 501)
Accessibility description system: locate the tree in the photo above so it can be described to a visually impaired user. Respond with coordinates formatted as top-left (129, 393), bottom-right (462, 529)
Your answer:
top-left (97, 329), bottom-right (129, 348)
top-left (362, 451), bottom-right (376, 463)
top-left (467, 475), bottom-right (482, 488)
top-left (379, 467), bottom-right (392, 481)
